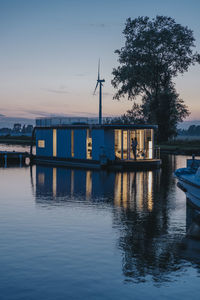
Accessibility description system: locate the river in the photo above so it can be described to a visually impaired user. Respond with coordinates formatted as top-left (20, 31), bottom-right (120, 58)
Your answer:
top-left (0, 151), bottom-right (200, 300)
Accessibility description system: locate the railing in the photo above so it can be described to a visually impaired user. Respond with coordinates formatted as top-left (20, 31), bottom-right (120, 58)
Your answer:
top-left (115, 147), bottom-right (160, 160)
top-left (154, 147), bottom-right (160, 159)
top-left (35, 117), bottom-right (109, 127)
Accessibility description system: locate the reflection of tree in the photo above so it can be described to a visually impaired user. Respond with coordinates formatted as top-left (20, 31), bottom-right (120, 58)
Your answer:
top-left (116, 208), bottom-right (181, 283)
top-left (113, 156), bottom-right (185, 283)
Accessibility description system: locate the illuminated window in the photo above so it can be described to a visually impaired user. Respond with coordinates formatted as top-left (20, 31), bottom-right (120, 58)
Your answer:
top-left (71, 130), bottom-right (74, 157)
top-left (148, 141), bottom-right (153, 159)
top-left (86, 129), bottom-right (92, 159)
top-left (123, 130), bottom-right (128, 159)
top-left (115, 130), bottom-right (122, 159)
top-left (133, 130), bottom-right (145, 160)
top-left (38, 140), bottom-right (45, 148)
top-left (145, 129), bottom-right (153, 159)
top-left (53, 129), bottom-right (57, 157)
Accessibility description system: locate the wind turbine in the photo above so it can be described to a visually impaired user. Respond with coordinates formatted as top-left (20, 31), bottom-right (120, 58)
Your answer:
top-left (93, 60), bottom-right (105, 125)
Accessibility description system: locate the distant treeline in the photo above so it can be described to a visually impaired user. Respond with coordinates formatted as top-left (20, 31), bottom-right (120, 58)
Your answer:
top-left (178, 125), bottom-right (200, 136)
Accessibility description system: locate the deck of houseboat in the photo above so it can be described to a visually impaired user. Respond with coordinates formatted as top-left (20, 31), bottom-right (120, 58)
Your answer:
top-left (111, 158), bottom-right (161, 170)
top-left (32, 155), bottom-right (161, 170)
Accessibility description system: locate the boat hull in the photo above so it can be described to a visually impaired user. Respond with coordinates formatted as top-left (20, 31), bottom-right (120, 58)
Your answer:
top-left (176, 174), bottom-right (200, 209)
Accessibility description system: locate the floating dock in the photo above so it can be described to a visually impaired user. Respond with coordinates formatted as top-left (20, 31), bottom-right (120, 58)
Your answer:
top-left (0, 151), bottom-right (30, 166)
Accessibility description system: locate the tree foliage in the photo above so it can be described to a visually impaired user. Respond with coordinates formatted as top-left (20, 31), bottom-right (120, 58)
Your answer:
top-left (112, 16), bottom-right (200, 141)
top-left (106, 102), bottom-right (144, 124)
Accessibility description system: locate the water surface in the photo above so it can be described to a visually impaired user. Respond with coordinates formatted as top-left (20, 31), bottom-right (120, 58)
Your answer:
top-left (0, 155), bottom-right (200, 299)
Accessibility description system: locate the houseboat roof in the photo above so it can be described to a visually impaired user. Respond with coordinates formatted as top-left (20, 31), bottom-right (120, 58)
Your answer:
top-left (35, 124), bottom-right (158, 130)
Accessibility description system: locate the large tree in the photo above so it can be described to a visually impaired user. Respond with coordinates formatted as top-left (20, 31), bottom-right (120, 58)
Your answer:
top-left (112, 16), bottom-right (200, 141)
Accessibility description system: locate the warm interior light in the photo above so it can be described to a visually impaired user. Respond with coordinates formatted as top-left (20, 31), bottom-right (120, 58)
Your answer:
top-left (86, 129), bottom-right (92, 159)
top-left (38, 140), bottom-right (45, 148)
top-left (148, 141), bottom-right (152, 159)
top-left (71, 130), bottom-right (74, 157)
top-left (53, 129), bottom-right (57, 157)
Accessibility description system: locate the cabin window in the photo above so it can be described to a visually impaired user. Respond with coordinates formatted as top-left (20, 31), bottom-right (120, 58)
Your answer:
top-left (71, 130), bottom-right (74, 157)
top-left (38, 140), bottom-right (45, 148)
top-left (115, 130), bottom-right (122, 159)
top-left (53, 129), bottom-right (57, 157)
top-left (130, 130), bottom-right (145, 160)
top-left (115, 129), bottom-right (153, 160)
top-left (86, 129), bottom-right (92, 159)
top-left (145, 129), bottom-right (153, 159)
top-left (123, 131), bottom-right (128, 159)
top-left (129, 130), bottom-right (137, 159)
top-left (144, 129), bottom-right (153, 159)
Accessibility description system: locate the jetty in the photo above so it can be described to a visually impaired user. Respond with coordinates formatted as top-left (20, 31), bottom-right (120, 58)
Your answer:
top-left (0, 151), bottom-right (30, 166)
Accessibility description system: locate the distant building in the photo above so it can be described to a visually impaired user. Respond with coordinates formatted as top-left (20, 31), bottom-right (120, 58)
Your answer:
top-left (0, 123), bottom-right (33, 137)
top-left (13, 123), bottom-right (22, 133)
top-left (22, 124), bottom-right (33, 134)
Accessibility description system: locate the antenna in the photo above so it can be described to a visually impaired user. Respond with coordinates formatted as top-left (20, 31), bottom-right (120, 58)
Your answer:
top-left (93, 59), bottom-right (105, 125)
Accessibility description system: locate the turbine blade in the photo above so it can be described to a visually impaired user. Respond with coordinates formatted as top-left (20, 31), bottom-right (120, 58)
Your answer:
top-left (93, 81), bottom-right (98, 95)
top-left (98, 59), bottom-right (100, 80)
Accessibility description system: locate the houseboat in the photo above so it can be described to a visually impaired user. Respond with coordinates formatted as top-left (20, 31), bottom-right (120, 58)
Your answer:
top-left (32, 118), bottom-right (161, 170)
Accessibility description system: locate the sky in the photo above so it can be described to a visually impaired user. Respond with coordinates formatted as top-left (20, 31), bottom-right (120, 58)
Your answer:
top-left (0, 0), bottom-right (200, 124)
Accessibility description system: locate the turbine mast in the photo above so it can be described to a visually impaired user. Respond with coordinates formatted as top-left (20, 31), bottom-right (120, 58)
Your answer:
top-left (93, 60), bottom-right (105, 125)
top-left (99, 81), bottom-right (102, 125)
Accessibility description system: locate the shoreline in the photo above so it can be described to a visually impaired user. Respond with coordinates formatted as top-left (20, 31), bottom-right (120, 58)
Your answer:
top-left (158, 140), bottom-right (200, 156)
top-left (0, 136), bottom-right (34, 145)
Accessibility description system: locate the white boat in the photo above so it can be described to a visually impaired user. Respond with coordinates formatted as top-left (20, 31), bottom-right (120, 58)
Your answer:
top-left (175, 159), bottom-right (200, 209)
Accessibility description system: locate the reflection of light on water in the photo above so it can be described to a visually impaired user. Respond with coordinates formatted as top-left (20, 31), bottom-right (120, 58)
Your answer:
top-left (71, 170), bottom-right (74, 196)
top-left (137, 172), bottom-right (144, 211)
top-left (86, 171), bottom-right (92, 199)
top-left (148, 171), bottom-right (153, 211)
top-left (122, 173), bottom-right (128, 208)
top-left (114, 173), bottom-right (122, 207)
top-left (53, 168), bottom-right (57, 197)
top-left (38, 173), bottom-right (45, 185)
top-left (114, 172), bottom-right (148, 211)
top-left (38, 166), bottom-right (154, 212)
top-left (129, 173), bottom-right (137, 211)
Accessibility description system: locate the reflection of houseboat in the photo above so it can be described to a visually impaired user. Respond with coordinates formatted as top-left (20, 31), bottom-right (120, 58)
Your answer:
top-left (33, 120), bottom-right (161, 170)
top-left (33, 165), bottom-right (155, 212)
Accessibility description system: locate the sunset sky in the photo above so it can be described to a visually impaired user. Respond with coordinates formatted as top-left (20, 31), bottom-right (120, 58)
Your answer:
top-left (0, 0), bottom-right (200, 122)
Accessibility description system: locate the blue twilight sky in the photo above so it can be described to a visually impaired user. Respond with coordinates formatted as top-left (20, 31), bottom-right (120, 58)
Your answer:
top-left (0, 0), bottom-right (200, 121)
